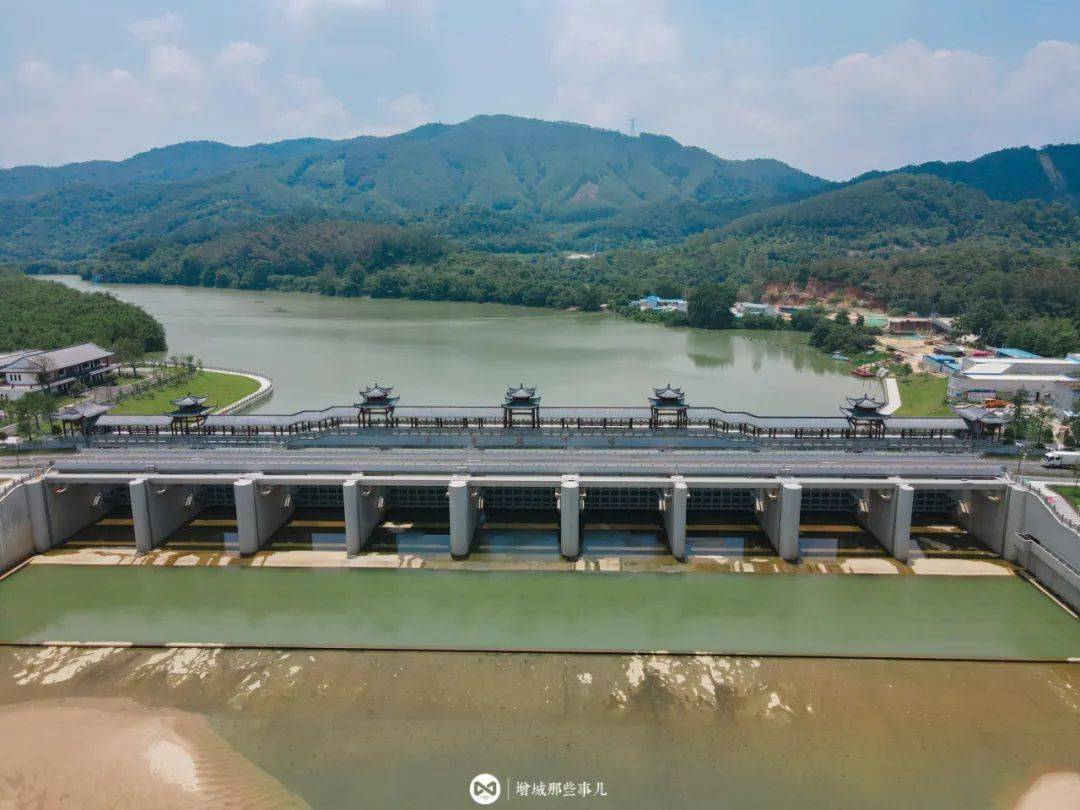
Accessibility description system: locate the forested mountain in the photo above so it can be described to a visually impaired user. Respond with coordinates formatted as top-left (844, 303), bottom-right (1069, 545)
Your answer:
top-left (852, 144), bottom-right (1080, 205)
top-left (719, 174), bottom-right (1080, 253)
top-left (0, 138), bottom-right (333, 198)
top-left (0, 115), bottom-right (828, 260)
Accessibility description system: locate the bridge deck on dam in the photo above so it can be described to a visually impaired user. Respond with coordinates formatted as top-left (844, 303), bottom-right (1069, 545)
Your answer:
top-left (49, 448), bottom-right (1005, 479)
top-left (1, 564), bottom-right (1077, 661)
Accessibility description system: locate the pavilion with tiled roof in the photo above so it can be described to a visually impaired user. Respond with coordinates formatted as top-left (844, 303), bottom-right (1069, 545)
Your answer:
top-left (168, 394), bottom-right (213, 433)
top-left (841, 394), bottom-right (888, 437)
top-left (503, 383), bottom-right (540, 427)
top-left (355, 383), bottom-right (399, 426)
top-left (649, 384), bottom-right (688, 428)
top-left (56, 400), bottom-right (113, 437)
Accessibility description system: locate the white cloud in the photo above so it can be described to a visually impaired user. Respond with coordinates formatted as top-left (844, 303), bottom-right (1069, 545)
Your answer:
top-left (285, 0), bottom-right (387, 17)
top-left (148, 45), bottom-right (203, 83)
top-left (15, 58), bottom-right (58, 91)
top-left (356, 93), bottom-right (432, 136)
top-left (547, 2), bottom-right (1080, 178)
top-left (0, 43), bottom-right (359, 166)
top-left (216, 41), bottom-right (271, 88)
top-left (129, 12), bottom-right (182, 43)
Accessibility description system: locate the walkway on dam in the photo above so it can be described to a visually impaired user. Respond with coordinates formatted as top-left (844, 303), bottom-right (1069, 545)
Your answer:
top-left (1, 564), bottom-right (1077, 661)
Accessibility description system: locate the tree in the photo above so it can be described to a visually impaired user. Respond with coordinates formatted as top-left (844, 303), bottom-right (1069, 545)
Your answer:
top-left (580, 285), bottom-right (603, 312)
top-left (24, 354), bottom-right (57, 394)
top-left (1010, 389), bottom-right (1030, 440)
top-left (9, 398), bottom-right (35, 439)
top-left (687, 282), bottom-right (736, 330)
top-left (1030, 403), bottom-right (1055, 448)
top-left (113, 337), bottom-right (145, 377)
top-left (790, 306), bottom-right (825, 332)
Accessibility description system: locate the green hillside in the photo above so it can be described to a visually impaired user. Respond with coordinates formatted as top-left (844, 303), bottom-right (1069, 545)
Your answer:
top-left (719, 173), bottom-right (1080, 253)
top-left (853, 144), bottom-right (1080, 205)
top-left (0, 115), bottom-right (828, 260)
top-left (0, 269), bottom-right (165, 353)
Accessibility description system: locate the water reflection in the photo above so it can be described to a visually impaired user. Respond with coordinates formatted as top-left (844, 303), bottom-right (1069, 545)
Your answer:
top-left (52, 277), bottom-right (879, 415)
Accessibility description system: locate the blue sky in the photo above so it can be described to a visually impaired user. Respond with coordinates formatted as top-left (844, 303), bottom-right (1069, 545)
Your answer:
top-left (1, 0), bottom-right (1077, 178)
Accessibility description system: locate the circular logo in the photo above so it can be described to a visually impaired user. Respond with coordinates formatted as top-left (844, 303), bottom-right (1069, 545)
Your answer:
top-left (469, 773), bottom-right (501, 805)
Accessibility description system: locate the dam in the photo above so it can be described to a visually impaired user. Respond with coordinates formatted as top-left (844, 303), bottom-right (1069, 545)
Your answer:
top-left (22, 449), bottom-right (1017, 564)
top-left (1, 385), bottom-right (1077, 626)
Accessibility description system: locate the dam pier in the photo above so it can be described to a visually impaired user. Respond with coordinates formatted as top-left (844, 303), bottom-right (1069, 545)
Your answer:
top-left (26, 449), bottom-right (1021, 567)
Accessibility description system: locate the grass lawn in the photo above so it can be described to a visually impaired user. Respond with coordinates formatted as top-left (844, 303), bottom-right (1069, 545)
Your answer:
top-left (108, 370), bottom-right (260, 415)
top-left (895, 373), bottom-right (952, 417)
top-left (1050, 485), bottom-right (1080, 511)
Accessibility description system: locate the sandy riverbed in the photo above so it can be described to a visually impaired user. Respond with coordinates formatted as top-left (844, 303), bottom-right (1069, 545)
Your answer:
top-left (0, 646), bottom-right (1076, 808)
top-left (0, 696), bottom-right (304, 808)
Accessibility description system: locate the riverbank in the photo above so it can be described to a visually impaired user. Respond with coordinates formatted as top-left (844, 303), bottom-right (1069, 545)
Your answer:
top-left (107, 370), bottom-right (262, 415)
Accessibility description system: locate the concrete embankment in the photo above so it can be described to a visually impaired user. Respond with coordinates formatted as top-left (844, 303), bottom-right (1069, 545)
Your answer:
top-left (1008, 483), bottom-right (1080, 612)
top-left (204, 367), bottom-right (274, 414)
top-left (0, 477), bottom-right (36, 574)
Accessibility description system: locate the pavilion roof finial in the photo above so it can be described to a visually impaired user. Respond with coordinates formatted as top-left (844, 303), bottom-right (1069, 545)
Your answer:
top-left (505, 383), bottom-right (538, 402)
top-left (651, 383), bottom-right (685, 402)
top-left (359, 383), bottom-right (396, 402)
top-left (841, 393), bottom-right (888, 422)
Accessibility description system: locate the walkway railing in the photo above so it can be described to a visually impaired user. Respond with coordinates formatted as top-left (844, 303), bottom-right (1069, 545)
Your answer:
top-left (1022, 480), bottom-right (1080, 534)
top-left (0, 471), bottom-right (33, 500)
top-left (202, 367), bottom-right (274, 415)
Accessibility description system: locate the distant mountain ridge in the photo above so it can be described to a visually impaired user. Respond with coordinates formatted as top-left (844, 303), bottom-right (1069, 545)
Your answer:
top-left (0, 115), bottom-right (828, 260)
top-left (851, 144), bottom-right (1080, 206)
top-left (0, 115), bottom-right (1076, 263)
top-left (720, 173), bottom-right (1080, 251)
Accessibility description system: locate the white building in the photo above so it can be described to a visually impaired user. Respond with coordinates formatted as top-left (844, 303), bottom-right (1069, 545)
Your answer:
top-left (947, 355), bottom-right (1080, 413)
top-left (630, 295), bottom-right (688, 314)
top-left (1053, 380), bottom-right (1080, 418)
top-left (958, 357), bottom-right (1080, 375)
top-left (732, 302), bottom-right (779, 318)
top-left (0, 343), bottom-right (119, 402)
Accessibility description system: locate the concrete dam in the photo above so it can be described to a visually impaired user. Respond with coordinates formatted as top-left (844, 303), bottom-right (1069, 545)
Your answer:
top-left (2, 449), bottom-right (1037, 563)
top-left (1, 387), bottom-right (1075, 614)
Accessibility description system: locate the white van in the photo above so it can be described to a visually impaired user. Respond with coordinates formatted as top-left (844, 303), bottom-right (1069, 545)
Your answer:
top-left (1041, 450), bottom-right (1080, 468)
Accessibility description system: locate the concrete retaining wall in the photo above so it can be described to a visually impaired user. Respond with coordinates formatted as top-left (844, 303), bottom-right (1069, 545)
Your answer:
top-left (1012, 488), bottom-right (1080, 612)
top-left (0, 482), bottom-right (36, 574)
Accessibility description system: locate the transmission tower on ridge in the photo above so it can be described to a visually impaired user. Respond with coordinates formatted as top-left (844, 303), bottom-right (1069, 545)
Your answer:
top-left (629, 118), bottom-right (637, 137)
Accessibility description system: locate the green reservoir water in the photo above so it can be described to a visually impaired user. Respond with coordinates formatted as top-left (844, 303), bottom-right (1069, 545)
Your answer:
top-left (52, 276), bottom-right (877, 414)
top-left (3, 565), bottom-right (1077, 660)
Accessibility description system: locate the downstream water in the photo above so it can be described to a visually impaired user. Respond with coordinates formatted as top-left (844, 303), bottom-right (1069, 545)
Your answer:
top-left (52, 276), bottom-right (877, 414)
top-left (3, 565), bottom-right (1079, 660)
top-left (0, 646), bottom-right (1077, 808)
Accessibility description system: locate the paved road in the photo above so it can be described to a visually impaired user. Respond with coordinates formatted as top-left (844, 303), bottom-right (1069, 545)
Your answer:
top-left (41, 447), bottom-right (1008, 478)
top-left (10, 448), bottom-right (1072, 480)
